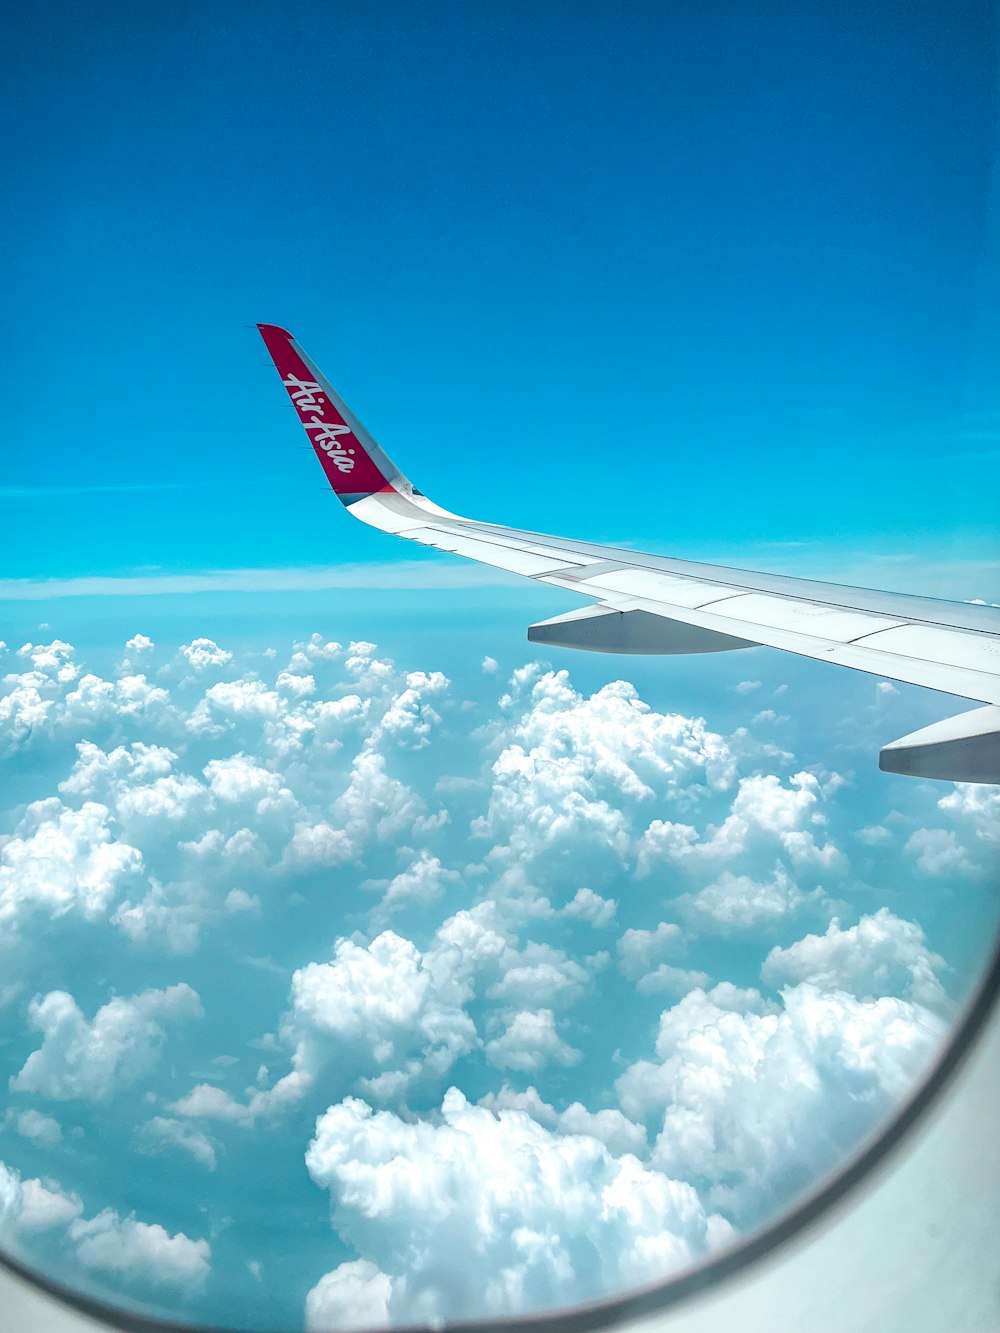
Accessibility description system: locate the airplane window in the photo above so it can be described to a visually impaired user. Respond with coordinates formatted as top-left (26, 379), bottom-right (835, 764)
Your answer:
top-left (1, 4), bottom-right (997, 1333)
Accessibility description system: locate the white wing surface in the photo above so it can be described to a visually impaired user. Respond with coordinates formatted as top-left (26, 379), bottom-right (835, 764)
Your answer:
top-left (258, 324), bottom-right (1000, 782)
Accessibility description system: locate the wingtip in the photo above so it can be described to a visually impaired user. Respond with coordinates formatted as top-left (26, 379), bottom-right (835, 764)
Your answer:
top-left (257, 323), bottom-right (403, 501)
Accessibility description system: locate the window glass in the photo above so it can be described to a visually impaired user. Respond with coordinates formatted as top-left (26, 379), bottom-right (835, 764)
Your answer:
top-left (1, 3), bottom-right (997, 1330)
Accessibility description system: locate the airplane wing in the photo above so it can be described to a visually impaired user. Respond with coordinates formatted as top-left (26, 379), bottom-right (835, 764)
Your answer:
top-left (257, 324), bottom-right (1000, 783)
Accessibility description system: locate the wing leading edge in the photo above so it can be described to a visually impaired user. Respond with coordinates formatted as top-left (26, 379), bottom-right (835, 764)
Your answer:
top-left (258, 324), bottom-right (1000, 782)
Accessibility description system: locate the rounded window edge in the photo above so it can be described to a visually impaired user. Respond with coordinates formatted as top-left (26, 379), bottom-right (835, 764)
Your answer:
top-left (2, 928), bottom-right (999, 1333)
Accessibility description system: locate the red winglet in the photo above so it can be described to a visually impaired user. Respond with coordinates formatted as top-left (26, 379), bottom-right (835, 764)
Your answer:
top-left (258, 324), bottom-right (394, 502)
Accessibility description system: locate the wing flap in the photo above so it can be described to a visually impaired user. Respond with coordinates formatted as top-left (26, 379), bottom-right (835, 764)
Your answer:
top-left (851, 624), bottom-right (1000, 677)
top-left (694, 593), bottom-right (906, 640)
top-left (598, 589), bottom-right (1000, 704)
top-left (584, 569), bottom-right (747, 607)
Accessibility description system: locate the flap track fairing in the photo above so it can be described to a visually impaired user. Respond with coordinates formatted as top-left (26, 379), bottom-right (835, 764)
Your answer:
top-left (879, 705), bottom-right (1000, 784)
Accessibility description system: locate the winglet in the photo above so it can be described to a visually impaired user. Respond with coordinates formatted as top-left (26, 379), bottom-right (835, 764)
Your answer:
top-left (257, 324), bottom-right (405, 505)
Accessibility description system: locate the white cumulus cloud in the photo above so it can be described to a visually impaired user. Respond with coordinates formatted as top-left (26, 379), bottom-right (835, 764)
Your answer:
top-left (561, 887), bottom-right (616, 927)
top-left (617, 982), bottom-right (945, 1225)
top-left (0, 799), bottom-right (143, 932)
top-left (135, 1116), bottom-right (219, 1170)
top-left (306, 1259), bottom-right (392, 1331)
top-left (905, 828), bottom-right (975, 876)
top-left (305, 1089), bottom-right (732, 1324)
top-left (9, 1109), bottom-right (63, 1146)
top-left (69, 1208), bottom-right (211, 1288)
top-left (179, 638), bottom-right (233, 670)
top-left (18, 1178), bottom-right (84, 1232)
top-left (485, 1008), bottom-right (580, 1072)
top-left (761, 909), bottom-right (947, 1009)
top-left (676, 865), bottom-right (824, 932)
top-left (287, 931), bottom-right (478, 1097)
top-left (12, 984), bottom-right (202, 1103)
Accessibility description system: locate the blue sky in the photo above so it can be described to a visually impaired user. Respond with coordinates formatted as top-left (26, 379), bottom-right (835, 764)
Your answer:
top-left (1, 3), bottom-right (999, 1331)
top-left (2, 0), bottom-right (999, 586)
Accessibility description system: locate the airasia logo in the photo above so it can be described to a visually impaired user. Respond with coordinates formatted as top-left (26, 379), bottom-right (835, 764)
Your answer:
top-left (282, 374), bottom-right (355, 474)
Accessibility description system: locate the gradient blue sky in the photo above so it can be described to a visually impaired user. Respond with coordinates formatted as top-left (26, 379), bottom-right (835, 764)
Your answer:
top-left (3, 0), bottom-right (999, 592)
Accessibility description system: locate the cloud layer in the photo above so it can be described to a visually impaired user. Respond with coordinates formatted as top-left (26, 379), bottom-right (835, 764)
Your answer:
top-left (0, 632), bottom-right (992, 1329)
